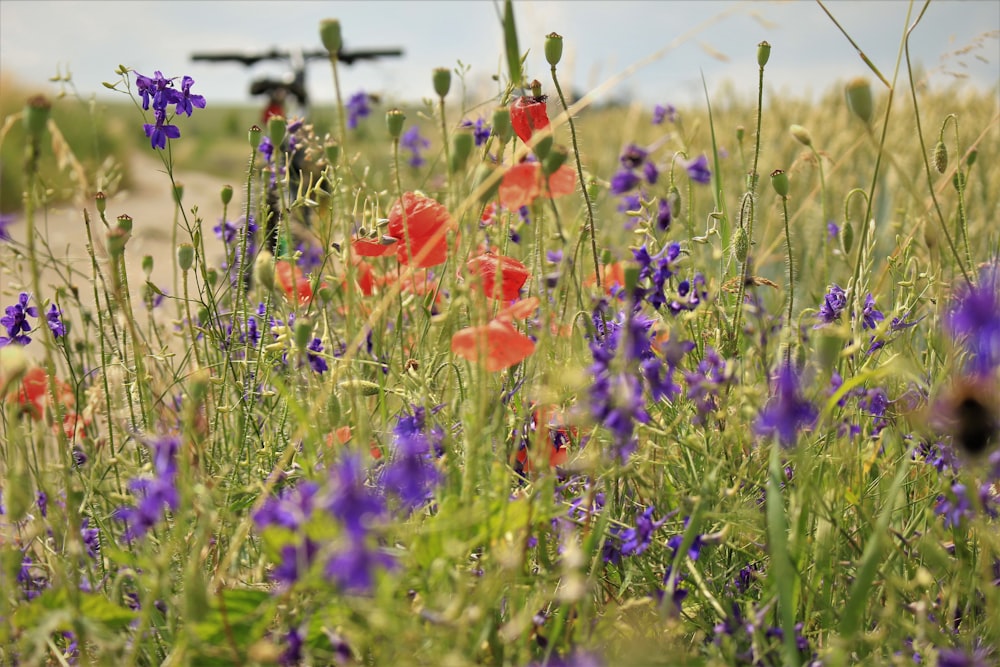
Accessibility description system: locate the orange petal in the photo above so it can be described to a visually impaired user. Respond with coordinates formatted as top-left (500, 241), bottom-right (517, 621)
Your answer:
top-left (497, 296), bottom-right (540, 322)
top-left (547, 165), bottom-right (576, 198)
top-left (451, 319), bottom-right (535, 372)
top-left (498, 162), bottom-right (541, 210)
top-left (276, 260), bottom-right (314, 305)
top-left (352, 238), bottom-right (396, 257)
top-left (466, 252), bottom-right (530, 301)
top-left (387, 192), bottom-right (455, 268)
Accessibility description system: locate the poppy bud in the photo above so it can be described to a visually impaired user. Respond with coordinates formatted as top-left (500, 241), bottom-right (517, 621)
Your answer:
top-left (735, 125), bottom-right (745, 143)
top-left (254, 249), bottom-right (275, 290)
top-left (0, 345), bottom-right (29, 395)
top-left (24, 94), bottom-right (51, 144)
top-left (95, 191), bottom-right (106, 216)
top-left (450, 128), bottom-right (473, 173)
top-left (845, 77), bottom-right (873, 124)
top-left (142, 255), bottom-right (154, 279)
top-left (966, 149), bottom-right (977, 168)
top-left (249, 125), bottom-right (262, 150)
top-left (545, 32), bottom-right (564, 67)
top-left (841, 221), bottom-right (854, 255)
top-left (294, 318), bottom-right (313, 352)
top-left (668, 186), bottom-right (681, 219)
top-left (432, 67), bottom-right (452, 98)
top-left (734, 226), bottom-right (749, 263)
top-left (492, 107), bottom-right (513, 144)
top-left (952, 171), bottom-right (966, 191)
top-left (790, 124), bottom-right (812, 148)
top-left (386, 108), bottom-right (406, 140)
top-left (757, 41), bottom-right (771, 68)
top-left (267, 115), bottom-right (286, 147)
top-left (770, 169), bottom-right (789, 198)
top-left (932, 141), bottom-right (947, 173)
top-left (177, 243), bottom-right (195, 272)
top-left (320, 19), bottom-right (342, 55)
top-left (531, 131), bottom-right (553, 160)
top-left (510, 95), bottom-right (550, 145)
top-left (172, 182), bottom-right (184, 205)
top-left (220, 184), bottom-right (233, 206)
top-left (542, 144), bottom-right (569, 176)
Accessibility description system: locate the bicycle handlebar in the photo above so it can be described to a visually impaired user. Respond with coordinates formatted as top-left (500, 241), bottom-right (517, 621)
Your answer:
top-left (191, 48), bottom-right (403, 67)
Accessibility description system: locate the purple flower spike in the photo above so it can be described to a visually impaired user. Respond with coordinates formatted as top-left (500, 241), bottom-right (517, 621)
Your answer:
top-left (754, 364), bottom-right (818, 448)
top-left (682, 154), bottom-right (711, 184)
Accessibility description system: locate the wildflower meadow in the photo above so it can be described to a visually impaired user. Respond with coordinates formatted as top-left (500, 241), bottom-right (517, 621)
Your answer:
top-left (1, 4), bottom-right (999, 665)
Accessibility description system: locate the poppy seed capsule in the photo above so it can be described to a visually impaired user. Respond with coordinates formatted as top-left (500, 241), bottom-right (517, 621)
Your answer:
top-left (932, 141), bottom-right (948, 173)
top-left (736, 125), bottom-right (745, 143)
top-left (545, 32), bottom-right (564, 66)
top-left (24, 94), bottom-right (51, 144)
top-left (770, 169), bottom-right (789, 198)
top-left (249, 125), bottom-right (262, 150)
top-left (386, 108), bottom-right (406, 140)
top-left (107, 227), bottom-right (129, 257)
top-left (432, 67), bottom-right (451, 98)
top-left (757, 41), bottom-right (771, 68)
top-left (267, 115), bottom-right (286, 147)
top-left (542, 145), bottom-right (569, 176)
top-left (95, 191), bottom-right (106, 215)
top-left (116, 214), bottom-right (133, 233)
top-left (450, 128), bottom-right (474, 173)
top-left (142, 255), bottom-right (154, 278)
top-left (319, 19), bottom-right (342, 55)
top-left (220, 184), bottom-right (233, 206)
top-left (294, 319), bottom-right (312, 351)
top-left (176, 243), bottom-right (195, 272)
top-left (845, 77), bottom-right (873, 124)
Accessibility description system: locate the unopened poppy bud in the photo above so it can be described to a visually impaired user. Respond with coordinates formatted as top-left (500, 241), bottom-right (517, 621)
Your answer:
top-left (172, 182), bottom-right (184, 205)
top-left (432, 67), bottom-right (451, 98)
top-left (220, 184), bottom-right (233, 206)
top-left (386, 108), bottom-right (406, 140)
top-left (249, 125), bottom-right (262, 150)
top-left (790, 124), bottom-right (812, 147)
top-left (473, 164), bottom-right (501, 202)
top-left (770, 169), bottom-right (789, 197)
top-left (254, 249), bottom-right (275, 290)
top-left (0, 345), bottom-right (29, 395)
top-left (450, 128), bottom-right (473, 173)
top-left (24, 94), bottom-right (51, 144)
top-left (932, 141), bottom-right (947, 173)
top-left (95, 191), bottom-right (106, 215)
top-left (542, 144), bottom-right (569, 176)
top-left (177, 243), bottom-right (195, 272)
top-left (492, 107), bottom-right (512, 144)
top-left (735, 125), bottom-right (745, 143)
top-left (757, 41), bottom-right (771, 68)
top-left (532, 131), bottom-right (553, 160)
top-left (734, 226), bottom-right (750, 263)
top-left (325, 141), bottom-right (341, 165)
top-left (107, 227), bottom-right (129, 257)
top-left (116, 214), bottom-right (133, 233)
top-left (966, 149), bottom-right (977, 168)
top-left (267, 115), bottom-right (286, 147)
top-left (294, 318), bottom-right (312, 351)
top-left (320, 19), bottom-right (342, 55)
top-left (845, 77), bottom-right (873, 124)
top-left (142, 255), bottom-right (154, 278)
top-left (841, 221), bottom-right (854, 255)
top-left (668, 186), bottom-right (681, 219)
top-left (317, 284), bottom-right (335, 303)
top-left (545, 32), bottom-right (564, 66)
top-left (952, 171), bottom-right (966, 191)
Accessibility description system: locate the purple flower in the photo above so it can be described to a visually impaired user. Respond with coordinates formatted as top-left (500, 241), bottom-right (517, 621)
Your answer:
top-left (621, 506), bottom-right (667, 556)
top-left (652, 103), bottom-right (676, 125)
top-left (643, 160), bottom-right (659, 185)
top-left (325, 539), bottom-right (397, 594)
top-left (814, 283), bottom-right (847, 328)
top-left (935, 482), bottom-right (973, 528)
top-left (656, 197), bottom-right (672, 231)
top-left (861, 293), bottom-right (885, 330)
top-left (610, 169), bottom-right (640, 195)
top-left (682, 154), bottom-right (711, 184)
top-left (460, 116), bottom-right (491, 146)
top-left (114, 436), bottom-right (180, 541)
top-left (938, 643), bottom-right (995, 667)
top-left (0, 212), bottom-right (15, 242)
top-left (18, 556), bottom-right (47, 600)
top-left (619, 144), bottom-right (648, 170)
top-left (279, 627), bottom-right (304, 667)
top-left (307, 337), bottom-right (328, 374)
top-left (400, 125), bottom-right (430, 167)
top-left (945, 261), bottom-right (1000, 375)
top-left (272, 538), bottom-right (321, 587)
top-left (325, 453), bottom-right (385, 538)
top-left (826, 220), bottom-right (839, 239)
top-left (754, 364), bottom-right (817, 448)
top-left (46, 303), bottom-right (66, 338)
top-left (174, 75), bottom-right (206, 116)
top-left (254, 481), bottom-right (320, 531)
top-left (81, 517), bottom-right (100, 560)
top-left (258, 136), bottom-right (276, 163)
top-left (1, 292), bottom-right (38, 346)
top-left (345, 91), bottom-right (371, 129)
top-left (143, 108), bottom-right (181, 150)
top-left (380, 407), bottom-right (443, 510)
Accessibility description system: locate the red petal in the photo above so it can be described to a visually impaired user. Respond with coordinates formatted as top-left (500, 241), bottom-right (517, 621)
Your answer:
top-left (499, 162), bottom-right (541, 210)
top-left (387, 192), bottom-right (455, 268)
top-left (497, 296), bottom-right (540, 322)
top-left (451, 319), bottom-right (535, 372)
top-left (466, 252), bottom-right (530, 301)
top-left (352, 238), bottom-right (396, 257)
top-left (547, 165), bottom-right (576, 198)
top-left (510, 96), bottom-right (550, 145)
top-left (276, 260), bottom-right (314, 305)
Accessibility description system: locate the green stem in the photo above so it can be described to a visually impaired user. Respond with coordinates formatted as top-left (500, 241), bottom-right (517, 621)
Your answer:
top-left (781, 195), bottom-right (795, 364)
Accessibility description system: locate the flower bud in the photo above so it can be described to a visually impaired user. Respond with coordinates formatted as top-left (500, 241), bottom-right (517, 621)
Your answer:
top-left (531, 131), bottom-right (553, 161)
top-left (95, 191), bottom-right (106, 216)
top-left (770, 169), bottom-right (789, 198)
top-left (116, 213), bottom-right (133, 233)
top-left (221, 184), bottom-right (233, 206)
top-left (142, 255), bottom-right (154, 278)
top-left (254, 249), bottom-right (275, 290)
top-left (735, 125), bottom-right (745, 143)
top-left (24, 94), bottom-right (51, 144)
top-left (931, 141), bottom-right (947, 173)
top-left (966, 149), bottom-right (977, 168)
top-left (545, 32), bottom-right (564, 66)
top-left (790, 124), bottom-right (813, 147)
top-left (952, 171), bottom-right (966, 191)
top-left (267, 115), bottom-right (286, 148)
top-left (841, 221), bottom-right (854, 255)
top-left (668, 186), bottom-right (682, 219)
top-left (757, 41), bottom-right (771, 68)
top-left (450, 128), bottom-right (474, 173)
top-left (177, 243), bottom-right (195, 272)
top-left (294, 318), bottom-right (312, 352)
top-left (249, 125), bottom-right (262, 150)
top-left (845, 77), bottom-right (873, 124)
top-left (0, 345), bottom-right (29, 395)
top-left (734, 225), bottom-right (749, 263)
top-left (432, 67), bottom-right (452, 98)
top-left (320, 19), bottom-right (342, 55)
top-left (386, 108), bottom-right (406, 140)
top-left (491, 107), bottom-right (512, 144)
top-left (541, 144), bottom-right (569, 176)
top-left (325, 141), bottom-right (341, 165)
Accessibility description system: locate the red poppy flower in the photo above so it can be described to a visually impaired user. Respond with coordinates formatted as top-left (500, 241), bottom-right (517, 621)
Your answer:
top-left (466, 251), bottom-right (530, 301)
top-left (352, 237), bottom-right (395, 258)
top-left (586, 261), bottom-right (627, 295)
top-left (450, 297), bottom-right (538, 372)
top-left (510, 95), bottom-right (550, 145)
top-left (386, 192), bottom-right (455, 268)
top-left (498, 162), bottom-right (575, 210)
top-left (516, 407), bottom-right (575, 470)
top-left (10, 366), bottom-right (76, 423)
top-left (276, 260), bottom-right (314, 305)
top-left (480, 202), bottom-right (498, 226)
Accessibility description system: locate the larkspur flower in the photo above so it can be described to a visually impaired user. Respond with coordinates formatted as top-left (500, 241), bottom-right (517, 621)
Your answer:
top-left (380, 408), bottom-right (443, 511)
top-left (400, 125), bottom-right (430, 167)
top-left (114, 436), bottom-right (180, 541)
top-left (307, 337), bottom-right (328, 374)
top-left (861, 292), bottom-right (885, 330)
top-left (754, 363), bottom-right (817, 447)
top-left (325, 538), bottom-right (397, 594)
top-left (652, 103), bottom-right (676, 124)
top-left (682, 154), bottom-right (711, 184)
top-left (143, 107), bottom-right (181, 150)
top-left (0, 212), bottom-right (15, 242)
top-left (46, 303), bottom-right (65, 338)
top-left (945, 261), bottom-right (1000, 375)
top-left (619, 144), bottom-right (648, 169)
top-left (460, 116), bottom-right (491, 146)
top-left (345, 91), bottom-right (371, 129)
top-left (621, 506), bottom-right (668, 556)
top-left (174, 75), bottom-right (206, 116)
top-left (254, 481), bottom-right (320, 531)
top-left (1, 292), bottom-right (38, 346)
top-left (609, 169), bottom-right (640, 195)
top-left (814, 283), bottom-right (847, 327)
top-left (325, 453), bottom-right (386, 538)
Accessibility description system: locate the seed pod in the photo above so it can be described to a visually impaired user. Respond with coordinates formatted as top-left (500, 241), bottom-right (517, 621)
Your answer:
top-left (220, 184), bottom-right (233, 206)
top-left (932, 140), bottom-right (948, 173)
top-left (432, 67), bottom-right (452, 98)
top-left (320, 19), bottom-right (342, 55)
top-left (177, 243), bottom-right (195, 272)
top-left (952, 171), bottom-right (966, 191)
top-left (386, 108), bottom-right (406, 140)
top-left (450, 128), bottom-right (474, 173)
top-left (142, 255), bottom-right (154, 278)
top-left (294, 318), bottom-right (312, 352)
top-left (249, 125), bottom-right (262, 150)
top-left (24, 94), bottom-right (51, 144)
top-left (545, 32), bottom-right (564, 66)
top-left (845, 77), bottom-right (873, 124)
top-left (254, 249), bottom-right (275, 290)
top-left (757, 41), bottom-right (771, 68)
top-left (267, 115), bottom-right (286, 147)
top-left (770, 169), bottom-right (789, 198)
top-left (95, 191), bottom-right (106, 216)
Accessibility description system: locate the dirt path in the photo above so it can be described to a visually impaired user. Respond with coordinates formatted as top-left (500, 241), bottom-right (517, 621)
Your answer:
top-left (2, 149), bottom-right (234, 315)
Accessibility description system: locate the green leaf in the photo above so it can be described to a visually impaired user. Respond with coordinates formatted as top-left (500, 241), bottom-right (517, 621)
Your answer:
top-left (502, 0), bottom-right (522, 88)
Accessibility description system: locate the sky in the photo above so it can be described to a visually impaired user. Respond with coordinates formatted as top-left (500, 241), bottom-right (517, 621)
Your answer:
top-left (1, 1), bottom-right (998, 114)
